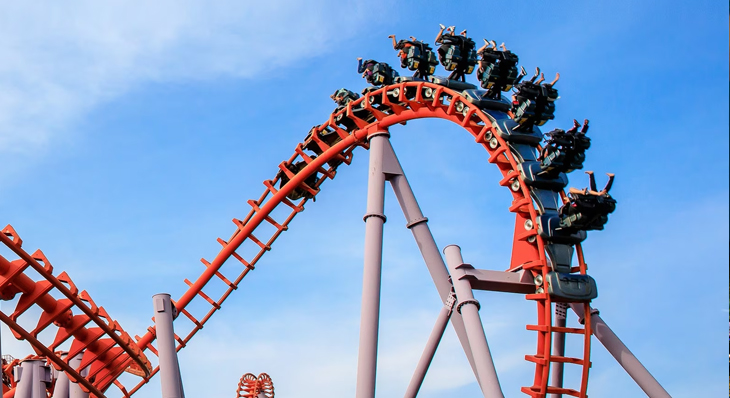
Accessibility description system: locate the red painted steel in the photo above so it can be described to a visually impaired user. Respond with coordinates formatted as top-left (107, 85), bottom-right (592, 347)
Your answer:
top-left (237, 373), bottom-right (274, 398)
top-left (0, 226), bottom-right (152, 397)
top-left (0, 81), bottom-right (594, 397)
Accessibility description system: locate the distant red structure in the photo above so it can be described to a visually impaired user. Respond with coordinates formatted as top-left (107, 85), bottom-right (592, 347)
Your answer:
top-left (237, 373), bottom-right (274, 398)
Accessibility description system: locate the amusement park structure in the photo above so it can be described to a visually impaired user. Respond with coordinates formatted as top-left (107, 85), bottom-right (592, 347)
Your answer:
top-left (0, 27), bottom-right (673, 398)
top-left (236, 373), bottom-right (274, 398)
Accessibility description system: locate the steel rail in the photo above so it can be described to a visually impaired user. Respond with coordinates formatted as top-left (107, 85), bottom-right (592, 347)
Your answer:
top-left (2, 81), bottom-right (595, 397)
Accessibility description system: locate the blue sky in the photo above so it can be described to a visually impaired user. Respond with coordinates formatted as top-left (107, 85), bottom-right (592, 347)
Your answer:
top-left (0, 1), bottom-right (728, 397)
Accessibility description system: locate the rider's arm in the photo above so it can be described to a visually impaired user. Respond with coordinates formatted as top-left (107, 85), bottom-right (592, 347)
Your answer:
top-left (388, 35), bottom-right (398, 49)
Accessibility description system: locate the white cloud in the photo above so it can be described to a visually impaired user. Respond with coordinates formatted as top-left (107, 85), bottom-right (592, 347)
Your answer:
top-left (0, 1), bottom-right (374, 153)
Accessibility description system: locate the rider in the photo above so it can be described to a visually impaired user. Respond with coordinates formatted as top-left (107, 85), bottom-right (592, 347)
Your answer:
top-left (357, 58), bottom-right (378, 84)
top-left (388, 34), bottom-right (436, 79)
top-left (388, 34), bottom-right (413, 69)
top-left (435, 24), bottom-right (456, 63)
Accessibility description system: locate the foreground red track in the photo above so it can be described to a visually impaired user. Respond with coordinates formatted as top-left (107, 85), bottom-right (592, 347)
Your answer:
top-left (1, 81), bottom-right (593, 397)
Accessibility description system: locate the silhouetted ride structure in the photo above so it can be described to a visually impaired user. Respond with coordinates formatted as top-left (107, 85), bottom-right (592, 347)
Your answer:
top-left (0, 26), bottom-right (670, 398)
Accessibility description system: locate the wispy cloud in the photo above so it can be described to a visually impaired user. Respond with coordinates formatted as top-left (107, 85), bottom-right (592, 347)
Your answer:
top-left (0, 1), bottom-right (373, 154)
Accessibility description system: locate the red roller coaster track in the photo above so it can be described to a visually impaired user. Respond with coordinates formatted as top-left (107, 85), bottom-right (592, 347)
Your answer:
top-left (2, 80), bottom-right (597, 397)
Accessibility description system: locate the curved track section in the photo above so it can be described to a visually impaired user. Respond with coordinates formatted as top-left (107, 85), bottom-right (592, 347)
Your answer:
top-left (2, 80), bottom-right (596, 397)
top-left (126, 80), bottom-right (594, 397)
top-left (0, 226), bottom-right (152, 397)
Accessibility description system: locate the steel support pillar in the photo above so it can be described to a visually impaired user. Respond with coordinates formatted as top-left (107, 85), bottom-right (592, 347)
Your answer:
top-left (68, 353), bottom-right (89, 398)
top-left (153, 293), bottom-right (186, 398)
top-left (549, 303), bottom-right (568, 398)
top-left (403, 291), bottom-right (456, 398)
top-left (355, 132), bottom-right (389, 398)
top-left (52, 354), bottom-right (70, 398)
top-left (13, 359), bottom-right (51, 398)
top-left (445, 245), bottom-right (504, 398)
top-left (570, 304), bottom-right (670, 398)
top-left (383, 139), bottom-right (480, 383)
top-left (51, 352), bottom-right (88, 398)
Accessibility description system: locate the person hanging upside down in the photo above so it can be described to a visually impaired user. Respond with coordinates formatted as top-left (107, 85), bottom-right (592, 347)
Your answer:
top-left (357, 57), bottom-right (378, 83)
top-left (388, 34), bottom-right (412, 68)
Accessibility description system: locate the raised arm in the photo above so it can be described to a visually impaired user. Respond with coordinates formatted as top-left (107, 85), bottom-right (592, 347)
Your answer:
top-left (477, 38), bottom-right (491, 54)
top-left (435, 24), bottom-right (446, 43)
top-left (388, 35), bottom-right (398, 49)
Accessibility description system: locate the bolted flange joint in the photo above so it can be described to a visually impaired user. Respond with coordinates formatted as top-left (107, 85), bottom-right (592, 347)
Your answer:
top-left (406, 216), bottom-right (428, 229)
top-left (456, 299), bottom-right (481, 314)
top-left (363, 213), bottom-right (387, 222)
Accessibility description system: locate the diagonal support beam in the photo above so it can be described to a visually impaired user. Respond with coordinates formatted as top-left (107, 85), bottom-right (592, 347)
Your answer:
top-left (570, 304), bottom-right (670, 398)
top-left (404, 291), bottom-right (456, 398)
top-left (380, 139), bottom-right (481, 385)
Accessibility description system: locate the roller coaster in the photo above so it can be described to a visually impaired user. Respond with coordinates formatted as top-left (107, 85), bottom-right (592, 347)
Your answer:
top-left (0, 27), bottom-right (671, 398)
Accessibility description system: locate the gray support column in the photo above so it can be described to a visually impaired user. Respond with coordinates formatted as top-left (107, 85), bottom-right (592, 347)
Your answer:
top-left (51, 354), bottom-right (70, 398)
top-left (52, 352), bottom-right (89, 398)
top-left (404, 291), bottom-right (456, 398)
top-left (444, 245), bottom-right (504, 398)
top-left (383, 140), bottom-right (479, 382)
top-left (52, 362), bottom-right (70, 398)
top-left (153, 293), bottom-right (186, 398)
top-left (570, 304), bottom-right (670, 398)
top-left (13, 359), bottom-right (52, 398)
top-left (549, 303), bottom-right (568, 398)
top-left (355, 132), bottom-right (390, 398)
top-left (68, 353), bottom-right (89, 398)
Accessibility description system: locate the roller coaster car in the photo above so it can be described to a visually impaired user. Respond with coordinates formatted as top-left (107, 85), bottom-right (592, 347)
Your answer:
top-left (303, 126), bottom-right (341, 155)
top-left (334, 103), bottom-right (376, 131)
top-left (403, 42), bottom-right (438, 77)
top-left (477, 50), bottom-right (520, 94)
top-left (546, 271), bottom-right (598, 302)
top-left (540, 120), bottom-right (591, 176)
top-left (559, 190), bottom-right (616, 232)
top-left (428, 76), bottom-right (477, 91)
top-left (331, 88), bottom-right (374, 131)
top-left (278, 160), bottom-right (319, 200)
top-left (369, 62), bottom-right (399, 86)
top-left (461, 89), bottom-right (512, 112)
top-left (512, 81), bottom-right (558, 129)
top-left (331, 88), bottom-right (360, 107)
top-left (303, 126), bottom-right (345, 168)
top-left (441, 42), bottom-right (477, 73)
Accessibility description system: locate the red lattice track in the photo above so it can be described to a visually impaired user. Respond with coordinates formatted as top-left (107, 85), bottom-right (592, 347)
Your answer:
top-left (1, 81), bottom-right (594, 397)
top-left (0, 226), bottom-right (152, 398)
